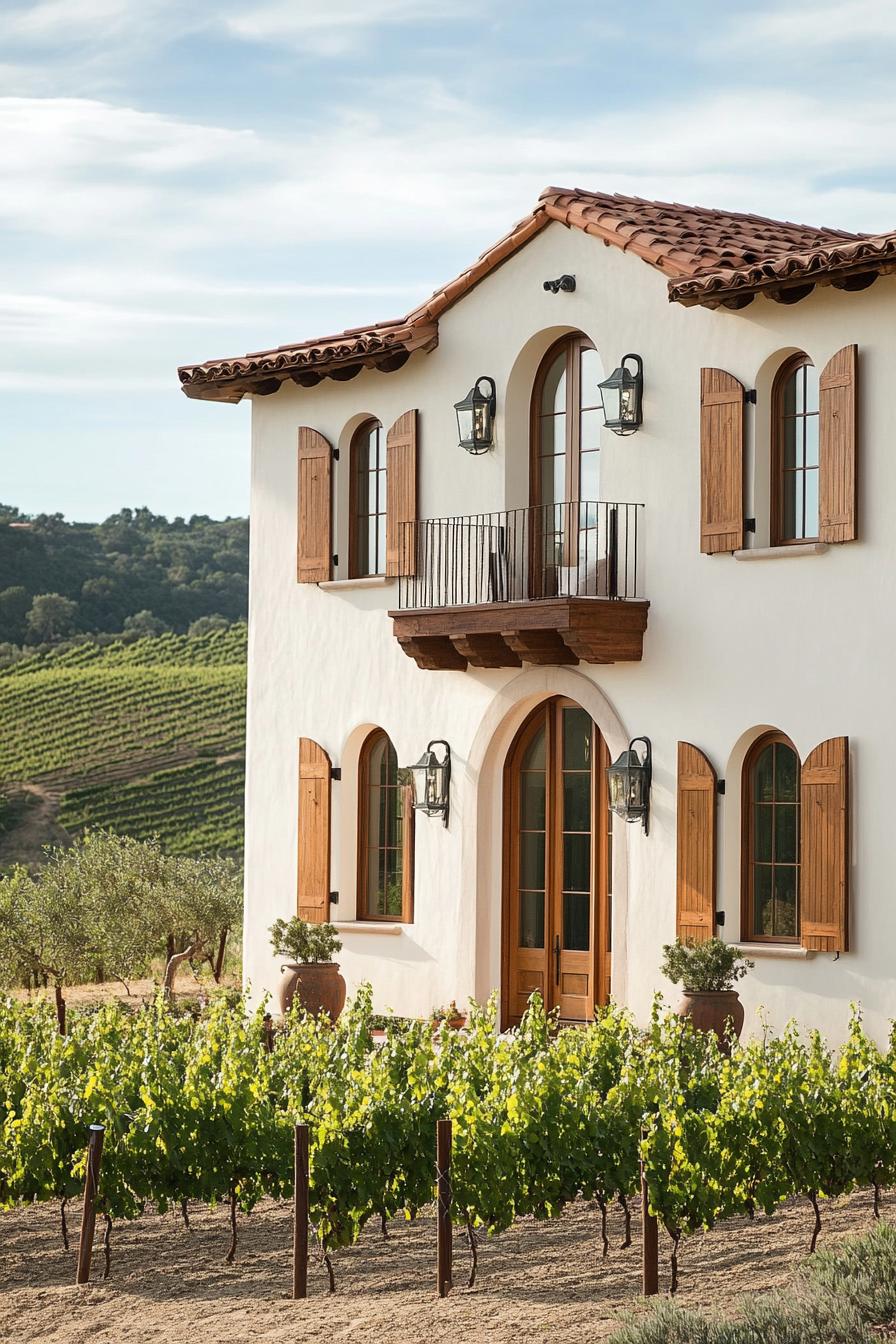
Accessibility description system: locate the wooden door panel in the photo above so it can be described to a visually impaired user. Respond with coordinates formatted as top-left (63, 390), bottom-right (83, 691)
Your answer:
top-left (504, 698), bottom-right (610, 1027)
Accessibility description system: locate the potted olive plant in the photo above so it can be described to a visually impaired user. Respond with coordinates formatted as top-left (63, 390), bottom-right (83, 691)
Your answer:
top-left (661, 938), bottom-right (754, 1051)
top-left (270, 917), bottom-right (345, 1021)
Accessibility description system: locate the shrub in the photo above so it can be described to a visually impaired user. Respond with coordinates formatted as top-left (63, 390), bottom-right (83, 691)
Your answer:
top-left (660, 938), bottom-right (754, 993)
top-left (804, 1221), bottom-right (896, 1329)
top-left (269, 916), bottom-right (341, 964)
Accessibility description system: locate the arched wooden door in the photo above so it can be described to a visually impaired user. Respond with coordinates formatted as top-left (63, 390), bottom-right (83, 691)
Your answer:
top-left (502, 697), bottom-right (611, 1026)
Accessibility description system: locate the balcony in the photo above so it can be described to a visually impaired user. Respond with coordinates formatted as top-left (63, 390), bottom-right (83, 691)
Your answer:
top-left (389, 501), bottom-right (649, 671)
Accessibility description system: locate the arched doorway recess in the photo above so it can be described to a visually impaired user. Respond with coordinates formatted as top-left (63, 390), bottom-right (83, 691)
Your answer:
top-left (502, 695), bottom-right (611, 1025)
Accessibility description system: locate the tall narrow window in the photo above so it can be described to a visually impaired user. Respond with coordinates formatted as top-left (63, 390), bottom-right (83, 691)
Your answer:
top-left (358, 729), bottom-right (413, 922)
top-left (772, 355), bottom-right (819, 544)
top-left (531, 334), bottom-right (604, 510)
top-left (742, 733), bottom-right (800, 942)
top-left (350, 419), bottom-right (387, 576)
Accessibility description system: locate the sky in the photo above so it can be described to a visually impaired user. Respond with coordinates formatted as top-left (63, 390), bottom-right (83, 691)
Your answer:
top-left (2, 0), bottom-right (896, 523)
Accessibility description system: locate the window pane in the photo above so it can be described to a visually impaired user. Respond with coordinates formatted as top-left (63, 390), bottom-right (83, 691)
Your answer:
top-left (519, 891), bottom-right (544, 948)
top-left (522, 726), bottom-right (545, 771)
top-left (376, 525), bottom-right (386, 576)
top-left (563, 772), bottom-right (590, 834)
top-left (367, 472), bottom-right (378, 515)
top-left (775, 803), bottom-right (798, 864)
top-left (541, 354), bottom-right (566, 416)
top-left (773, 865), bottom-right (797, 936)
top-left (562, 707), bottom-right (591, 770)
top-left (580, 448), bottom-right (600, 501)
top-left (804, 467), bottom-right (819, 538)
top-left (754, 803), bottom-right (772, 862)
top-left (775, 743), bottom-right (798, 802)
top-left (754, 745), bottom-right (774, 802)
top-left (804, 413), bottom-right (819, 468)
top-left (520, 832), bottom-right (546, 889)
top-left (563, 833), bottom-right (591, 893)
top-left (753, 864), bottom-right (773, 935)
top-left (804, 363), bottom-right (819, 414)
top-left (782, 416), bottom-right (799, 470)
top-left (580, 347), bottom-right (604, 406)
top-left (580, 408), bottom-right (602, 455)
top-left (783, 469), bottom-right (800, 540)
top-left (563, 891), bottom-right (590, 951)
top-left (783, 370), bottom-right (798, 418)
top-left (541, 450), bottom-right (565, 506)
top-left (520, 771), bottom-right (546, 830)
top-left (356, 519), bottom-right (370, 575)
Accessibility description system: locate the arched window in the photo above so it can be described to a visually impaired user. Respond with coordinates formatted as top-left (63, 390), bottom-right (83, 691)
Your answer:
top-left (350, 419), bottom-right (386, 576)
top-left (358, 729), bottom-right (413, 922)
top-left (742, 732), bottom-right (800, 942)
top-left (772, 354), bottom-right (819, 544)
top-left (531, 334), bottom-right (604, 510)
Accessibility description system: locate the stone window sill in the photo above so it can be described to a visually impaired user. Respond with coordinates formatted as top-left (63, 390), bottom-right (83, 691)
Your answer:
top-left (733, 543), bottom-right (827, 562)
top-left (732, 941), bottom-right (813, 960)
top-left (332, 921), bottom-right (404, 936)
top-left (318, 576), bottom-right (396, 591)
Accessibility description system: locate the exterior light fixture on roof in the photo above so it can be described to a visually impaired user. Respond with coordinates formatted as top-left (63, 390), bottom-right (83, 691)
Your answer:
top-left (598, 354), bottom-right (643, 436)
top-left (606, 737), bottom-right (652, 834)
top-left (404, 740), bottom-right (451, 827)
top-left (454, 376), bottom-right (496, 455)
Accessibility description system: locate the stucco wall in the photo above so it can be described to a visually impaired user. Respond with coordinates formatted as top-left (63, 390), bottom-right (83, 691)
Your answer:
top-left (243, 219), bottom-right (896, 1042)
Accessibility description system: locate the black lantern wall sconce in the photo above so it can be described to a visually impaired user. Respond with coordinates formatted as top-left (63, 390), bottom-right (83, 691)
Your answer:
top-left (598, 353), bottom-right (644, 435)
top-left (454, 376), bottom-right (496, 455)
top-left (606, 737), bottom-right (652, 834)
top-left (543, 274), bottom-right (576, 294)
top-left (404, 740), bottom-right (451, 827)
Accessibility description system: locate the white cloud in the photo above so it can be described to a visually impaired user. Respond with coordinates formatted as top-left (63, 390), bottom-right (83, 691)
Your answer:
top-left (725, 0), bottom-right (896, 48)
top-left (224, 0), bottom-right (466, 54)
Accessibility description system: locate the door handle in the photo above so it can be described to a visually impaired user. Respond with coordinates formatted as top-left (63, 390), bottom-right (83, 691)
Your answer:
top-left (554, 934), bottom-right (560, 987)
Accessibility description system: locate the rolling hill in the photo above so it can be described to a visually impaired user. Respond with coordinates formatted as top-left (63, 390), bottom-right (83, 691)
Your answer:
top-left (0, 624), bottom-right (247, 868)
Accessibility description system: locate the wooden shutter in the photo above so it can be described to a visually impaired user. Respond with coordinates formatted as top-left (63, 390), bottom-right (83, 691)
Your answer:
top-left (676, 742), bottom-right (717, 942)
top-left (297, 428), bottom-right (333, 583)
top-left (297, 737), bottom-right (331, 923)
top-left (819, 345), bottom-right (857, 543)
top-left (385, 410), bottom-right (418, 577)
top-left (800, 736), bottom-right (849, 952)
top-left (700, 369), bottom-right (745, 554)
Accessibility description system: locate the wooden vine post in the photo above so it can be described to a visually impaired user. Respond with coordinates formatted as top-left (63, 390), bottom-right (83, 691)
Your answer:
top-left (76, 1124), bottom-right (105, 1285)
top-left (436, 1118), bottom-right (452, 1298)
top-left (640, 1138), bottom-right (658, 1296)
top-left (293, 1123), bottom-right (309, 1300)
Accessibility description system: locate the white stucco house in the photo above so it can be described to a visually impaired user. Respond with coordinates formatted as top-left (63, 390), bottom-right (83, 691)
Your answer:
top-left (180, 186), bottom-right (896, 1041)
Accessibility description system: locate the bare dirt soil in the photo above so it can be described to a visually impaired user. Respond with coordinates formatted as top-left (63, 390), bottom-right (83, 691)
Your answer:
top-left (0, 1186), bottom-right (890, 1344)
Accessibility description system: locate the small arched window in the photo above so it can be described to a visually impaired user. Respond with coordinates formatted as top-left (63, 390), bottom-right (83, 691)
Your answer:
top-left (358, 729), bottom-right (413, 922)
top-left (350, 419), bottom-right (386, 576)
top-left (772, 355), bottom-right (819, 544)
top-left (742, 732), bottom-right (800, 942)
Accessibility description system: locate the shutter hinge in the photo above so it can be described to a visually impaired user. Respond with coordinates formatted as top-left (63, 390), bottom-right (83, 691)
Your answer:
top-left (744, 518), bottom-right (756, 534)
top-left (716, 779), bottom-right (726, 795)
top-left (332, 553), bottom-right (339, 568)
top-left (331, 447), bottom-right (340, 461)
top-left (715, 910), bottom-right (725, 927)
top-left (329, 891), bottom-right (339, 905)
top-left (744, 388), bottom-right (757, 404)
top-left (331, 767), bottom-right (342, 781)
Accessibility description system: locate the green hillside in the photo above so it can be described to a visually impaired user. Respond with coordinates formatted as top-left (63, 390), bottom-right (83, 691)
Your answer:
top-left (0, 624), bottom-right (246, 866)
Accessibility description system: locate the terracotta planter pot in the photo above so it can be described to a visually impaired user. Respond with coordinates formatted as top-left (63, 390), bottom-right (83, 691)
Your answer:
top-left (431, 1014), bottom-right (466, 1034)
top-left (277, 961), bottom-right (346, 1022)
top-left (676, 990), bottom-right (744, 1052)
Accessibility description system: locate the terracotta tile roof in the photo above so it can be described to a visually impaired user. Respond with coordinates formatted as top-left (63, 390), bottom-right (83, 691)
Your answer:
top-left (179, 317), bottom-right (438, 404)
top-left (179, 188), bottom-right (896, 401)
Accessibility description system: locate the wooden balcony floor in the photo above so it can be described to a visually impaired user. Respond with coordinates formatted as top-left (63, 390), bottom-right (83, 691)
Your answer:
top-left (389, 597), bottom-right (649, 670)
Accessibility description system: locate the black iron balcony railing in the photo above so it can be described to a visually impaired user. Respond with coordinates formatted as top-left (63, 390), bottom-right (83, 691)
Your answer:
top-left (398, 501), bottom-right (643, 611)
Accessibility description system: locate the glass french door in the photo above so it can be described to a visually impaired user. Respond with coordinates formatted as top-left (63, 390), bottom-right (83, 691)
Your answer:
top-left (530, 334), bottom-right (605, 598)
top-left (503, 698), bottom-right (611, 1025)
